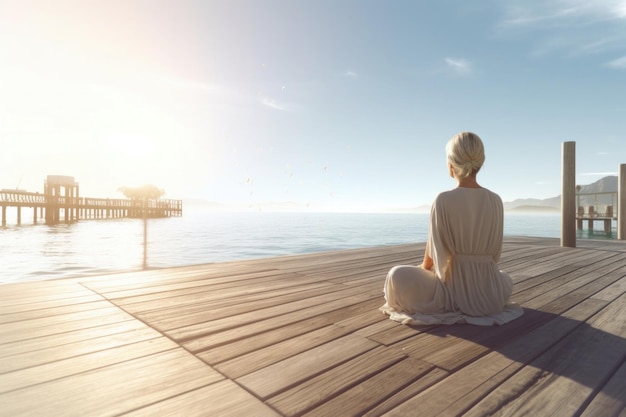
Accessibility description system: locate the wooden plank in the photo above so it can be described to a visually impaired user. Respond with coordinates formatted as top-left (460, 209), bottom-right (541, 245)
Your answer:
top-left (267, 346), bottom-right (409, 416)
top-left (0, 286), bottom-right (102, 309)
top-left (180, 290), bottom-right (381, 350)
top-left (90, 269), bottom-right (306, 300)
top-left (365, 321), bottom-right (436, 346)
top-left (0, 293), bottom-right (105, 314)
top-left (362, 368), bottom-right (449, 417)
top-left (511, 264), bottom-right (582, 295)
top-left (301, 356), bottom-right (432, 417)
top-left (592, 274), bottom-right (626, 302)
top-left (124, 380), bottom-right (280, 417)
top-left (334, 308), bottom-right (388, 332)
top-left (539, 266), bottom-right (626, 314)
top-left (500, 247), bottom-right (573, 273)
top-left (580, 360), bottom-right (626, 417)
top-left (196, 298), bottom-right (382, 362)
top-left (522, 254), bottom-right (625, 310)
top-left (0, 307), bottom-right (134, 344)
top-left (215, 324), bottom-right (353, 379)
top-left (166, 282), bottom-right (381, 341)
top-left (120, 275), bottom-right (333, 312)
top-left (419, 308), bottom-right (553, 372)
top-left (236, 333), bottom-right (380, 400)
top-left (0, 320), bottom-right (148, 358)
top-left (129, 280), bottom-right (343, 329)
top-left (462, 294), bottom-right (626, 417)
top-left (0, 348), bottom-right (224, 417)
top-left (0, 337), bottom-right (179, 392)
top-left (513, 251), bottom-right (621, 303)
top-left (0, 326), bottom-right (162, 373)
top-left (509, 248), bottom-right (611, 281)
top-left (0, 300), bottom-right (114, 324)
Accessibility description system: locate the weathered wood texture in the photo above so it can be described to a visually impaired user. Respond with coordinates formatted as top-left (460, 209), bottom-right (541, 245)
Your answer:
top-left (1, 237), bottom-right (625, 416)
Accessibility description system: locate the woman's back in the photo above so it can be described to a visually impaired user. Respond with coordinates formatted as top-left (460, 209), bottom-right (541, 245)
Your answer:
top-left (430, 187), bottom-right (511, 317)
top-left (431, 187), bottom-right (504, 262)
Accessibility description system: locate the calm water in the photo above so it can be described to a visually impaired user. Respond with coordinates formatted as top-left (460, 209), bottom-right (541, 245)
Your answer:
top-left (0, 209), bottom-right (613, 283)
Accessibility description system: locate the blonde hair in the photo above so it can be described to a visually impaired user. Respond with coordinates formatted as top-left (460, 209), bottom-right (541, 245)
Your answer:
top-left (446, 132), bottom-right (485, 179)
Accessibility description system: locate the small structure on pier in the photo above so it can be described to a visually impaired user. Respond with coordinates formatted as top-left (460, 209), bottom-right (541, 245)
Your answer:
top-left (44, 175), bottom-right (80, 224)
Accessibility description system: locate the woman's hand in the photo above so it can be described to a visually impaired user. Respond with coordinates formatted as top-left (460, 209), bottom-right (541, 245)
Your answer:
top-left (421, 253), bottom-right (434, 271)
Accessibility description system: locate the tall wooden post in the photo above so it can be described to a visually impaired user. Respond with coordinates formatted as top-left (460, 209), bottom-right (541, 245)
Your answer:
top-left (143, 198), bottom-right (148, 270)
top-left (561, 141), bottom-right (576, 247)
top-left (619, 164), bottom-right (626, 240)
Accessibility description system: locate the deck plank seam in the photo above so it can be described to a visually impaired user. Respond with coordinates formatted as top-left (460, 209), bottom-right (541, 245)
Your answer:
top-left (0, 343), bottom-right (183, 395)
top-left (275, 350), bottom-right (412, 417)
top-left (184, 295), bottom-right (384, 356)
top-left (72, 281), bottom-right (238, 383)
top-left (237, 343), bottom-right (383, 404)
top-left (574, 351), bottom-right (626, 417)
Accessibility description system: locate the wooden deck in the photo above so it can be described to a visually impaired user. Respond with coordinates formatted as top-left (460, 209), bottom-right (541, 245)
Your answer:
top-left (1, 237), bottom-right (625, 416)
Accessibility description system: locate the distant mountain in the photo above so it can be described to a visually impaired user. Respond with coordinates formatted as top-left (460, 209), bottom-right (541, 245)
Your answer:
top-left (577, 175), bottom-right (618, 194)
top-left (504, 176), bottom-right (618, 211)
top-left (507, 205), bottom-right (560, 213)
top-left (504, 196), bottom-right (561, 211)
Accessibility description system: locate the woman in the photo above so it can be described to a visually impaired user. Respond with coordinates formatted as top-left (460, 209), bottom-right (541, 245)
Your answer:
top-left (380, 132), bottom-right (523, 326)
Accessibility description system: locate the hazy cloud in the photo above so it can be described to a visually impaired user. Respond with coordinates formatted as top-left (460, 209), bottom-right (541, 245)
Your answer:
top-left (344, 70), bottom-right (359, 78)
top-left (606, 55), bottom-right (626, 68)
top-left (498, 1), bottom-right (626, 60)
top-left (500, 0), bottom-right (626, 27)
top-left (445, 57), bottom-right (472, 75)
top-left (261, 98), bottom-right (289, 111)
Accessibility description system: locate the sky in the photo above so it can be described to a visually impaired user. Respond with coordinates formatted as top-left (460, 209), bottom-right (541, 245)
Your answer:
top-left (1, 0), bottom-right (625, 212)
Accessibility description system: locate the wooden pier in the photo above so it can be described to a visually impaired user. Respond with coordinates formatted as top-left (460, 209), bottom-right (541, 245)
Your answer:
top-left (1, 237), bottom-right (624, 416)
top-left (577, 205), bottom-right (617, 234)
top-left (1, 175), bottom-right (182, 226)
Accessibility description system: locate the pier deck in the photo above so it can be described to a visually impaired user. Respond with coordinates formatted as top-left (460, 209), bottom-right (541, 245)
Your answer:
top-left (1, 237), bottom-right (625, 416)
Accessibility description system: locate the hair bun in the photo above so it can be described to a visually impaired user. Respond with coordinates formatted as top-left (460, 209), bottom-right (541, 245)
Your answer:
top-left (446, 132), bottom-right (485, 179)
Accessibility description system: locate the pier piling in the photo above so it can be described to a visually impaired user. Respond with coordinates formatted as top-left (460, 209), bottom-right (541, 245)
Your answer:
top-left (561, 141), bottom-right (576, 247)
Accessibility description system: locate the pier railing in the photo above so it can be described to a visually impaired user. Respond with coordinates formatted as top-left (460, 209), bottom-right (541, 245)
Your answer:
top-left (0, 190), bottom-right (46, 205)
top-left (575, 191), bottom-right (617, 234)
top-left (576, 191), bottom-right (618, 219)
top-left (1, 190), bottom-right (182, 226)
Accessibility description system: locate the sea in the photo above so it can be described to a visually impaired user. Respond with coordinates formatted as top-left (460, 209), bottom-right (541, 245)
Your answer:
top-left (0, 209), bottom-right (616, 283)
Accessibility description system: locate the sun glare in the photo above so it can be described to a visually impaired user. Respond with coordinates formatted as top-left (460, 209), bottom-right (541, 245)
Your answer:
top-left (106, 134), bottom-right (154, 158)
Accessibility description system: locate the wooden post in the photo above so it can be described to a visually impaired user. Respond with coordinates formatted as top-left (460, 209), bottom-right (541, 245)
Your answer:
top-left (617, 164), bottom-right (626, 240)
top-left (143, 198), bottom-right (148, 270)
top-left (561, 141), bottom-right (576, 247)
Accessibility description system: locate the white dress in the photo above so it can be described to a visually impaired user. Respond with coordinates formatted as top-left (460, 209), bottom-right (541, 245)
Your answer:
top-left (380, 187), bottom-right (524, 326)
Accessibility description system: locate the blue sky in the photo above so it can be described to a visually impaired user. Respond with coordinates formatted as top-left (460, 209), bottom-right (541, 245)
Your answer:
top-left (1, 0), bottom-right (625, 211)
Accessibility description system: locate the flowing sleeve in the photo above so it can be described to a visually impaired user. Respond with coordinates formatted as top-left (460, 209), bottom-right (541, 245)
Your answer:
top-left (428, 194), bottom-right (453, 282)
top-left (491, 193), bottom-right (505, 263)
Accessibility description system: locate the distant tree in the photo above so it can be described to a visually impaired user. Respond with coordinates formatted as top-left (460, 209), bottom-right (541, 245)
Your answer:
top-left (118, 185), bottom-right (165, 200)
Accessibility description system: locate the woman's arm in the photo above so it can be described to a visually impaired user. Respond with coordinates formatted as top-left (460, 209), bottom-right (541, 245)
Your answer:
top-left (422, 253), bottom-right (434, 270)
top-left (421, 243), bottom-right (434, 270)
